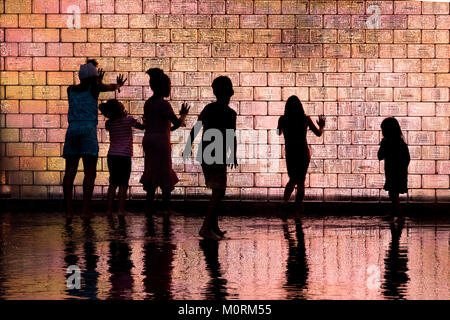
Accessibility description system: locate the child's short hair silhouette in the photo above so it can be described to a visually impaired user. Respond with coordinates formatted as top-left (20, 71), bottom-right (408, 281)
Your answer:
top-left (99, 99), bottom-right (127, 121)
top-left (212, 76), bottom-right (234, 99)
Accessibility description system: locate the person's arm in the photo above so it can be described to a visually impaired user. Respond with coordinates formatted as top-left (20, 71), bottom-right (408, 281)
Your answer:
top-left (403, 142), bottom-right (410, 166)
top-left (231, 113), bottom-right (238, 168)
top-left (307, 115), bottom-right (325, 137)
top-left (130, 117), bottom-right (145, 130)
top-left (96, 70), bottom-right (127, 92)
top-left (277, 117), bottom-right (283, 136)
top-left (105, 120), bottom-right (110, 131)
top-left (377, 139), bottom-right (386, 160)
top-left (134, 121), bottom-right (145, 130)
top-left (183, 114), bottom-right (202, 160)
top-left (170, 103), bottom-right (190, 131)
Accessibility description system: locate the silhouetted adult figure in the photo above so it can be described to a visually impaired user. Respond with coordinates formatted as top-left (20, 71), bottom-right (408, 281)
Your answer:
top-left (199, 239), bottom-right (228, 300)
top-left (382, 220), bottom-right (409, 300)
top-left (185, 76), bottom-right (238, 240)
top-left (282, 220), bottom-right (309, 299)
top-left (142, 215), bottom-right (175, 299)
top-left (378, 117), bottom-right (410, 220)
top-left (63, 59), bottom-right (126, 218)
top-left (277, 96), bottom-right (325, 219)
top-left (107, 215), bottom-right (134, 299)
top-left (140, 68), bottom-right (189, 214)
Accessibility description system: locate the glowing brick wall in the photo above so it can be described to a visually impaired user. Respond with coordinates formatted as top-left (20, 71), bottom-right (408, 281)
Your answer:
top-left (0, 0), bottom-right (448, 202)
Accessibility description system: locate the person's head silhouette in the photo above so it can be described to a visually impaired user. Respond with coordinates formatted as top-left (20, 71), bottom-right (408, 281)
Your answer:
top-left (99, 99), bottom-right (127, 121)
top-left (212, 76), bottom-right (234, 101)
top-left (381, 117), bottom-right (403, 140)
top-left (146, 68), bottom-right (171, 98)
top-left (78, 59), bottom-right (98, 84)
top-left (285, 95), bottom-right (305, 119)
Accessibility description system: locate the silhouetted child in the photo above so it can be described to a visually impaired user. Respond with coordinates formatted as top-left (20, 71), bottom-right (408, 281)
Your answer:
top-left (277, 96), bottom-right (325, 220)
top-left (63, 59), bottom-right (127, 219)
top-left (185, 76), bottom-right (237, 240)
top-left (140, 68), bottom-right (190, 215)
top-left (100, 99), bottom-right (144, 215)
top-left (378, 117), bottom-right (410, 220)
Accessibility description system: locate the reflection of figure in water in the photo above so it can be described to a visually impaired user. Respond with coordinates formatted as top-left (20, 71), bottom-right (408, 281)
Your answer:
top-left (199, 239), bottom-right (228, 300)
top-left (378, 117), bottom-right (410, 220)
top-left (99, 99), bottom-right (144, 215)
top-left (0, 215), bottom-right (6, 298)
top-left (185, 76), bottom-right (238, 240)
top-left (142, 215), bottom-right (176, 299)
top-left (277, 96), bottom-right (325, 219)
top-left (282, 220), bottom-right (309, 299)
top-left (63, 59), bottom-right (127, 219)
top-left (63, 222), bottom-right (79, 299)
top-left (63, 219), bottom-right (99, 299)
top-left (107, 216), bottom-right (134, 299)
top-left (140, 68), bottom-right (190, 214)
top-left (382, 220), bottom-right (409, 300)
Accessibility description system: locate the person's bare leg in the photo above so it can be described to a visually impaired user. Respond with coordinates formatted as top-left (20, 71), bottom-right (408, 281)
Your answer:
top-left (283, 179), bottom-right (295, 204)
top-left (63, 157), bottom-right (80, 218)
top-left (389, 191), bottom-right (401, 220)
top-left (81, 156), bottom-right (97, 217)
top-left (295, 180), bottom-right (306, 220)
top-left (118, 186), bottom-right (128, 215)
top-left (161, 190), bottom-right (172, 214)
top-left (106, 184), bottom-right (117, 215)
top-left (145, 185), bottom-right (156, 216)
top-left (280, 179), bottom-right (295, 220)
top-left (200, 188), bottom-right (225, 239)
top-left (211, 188), bottom-right (226, 236)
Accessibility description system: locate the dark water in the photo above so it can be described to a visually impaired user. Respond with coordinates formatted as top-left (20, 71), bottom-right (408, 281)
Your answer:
top-left (0, 212), bottom-right (448, 300)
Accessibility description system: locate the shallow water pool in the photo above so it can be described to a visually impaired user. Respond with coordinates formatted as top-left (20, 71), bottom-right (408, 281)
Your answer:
top-left (0, 212), bottom-right (448, 300)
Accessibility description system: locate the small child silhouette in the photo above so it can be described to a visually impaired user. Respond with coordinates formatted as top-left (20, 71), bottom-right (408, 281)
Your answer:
top-left (140, 68), bottom-right (190, 215)
top-left (100, 99), bottom-right (144, 215)
top-left (377, 117), bottom-right (410, 219)
top-left (277, 96), bottom-right (325, 220)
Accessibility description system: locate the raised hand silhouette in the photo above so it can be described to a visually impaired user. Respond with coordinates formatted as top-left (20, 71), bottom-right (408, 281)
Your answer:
top-left (180, 102), bottom-right (190, 115)
top-left (116, 74), bottom-right (127, 93)
top-left (317, 115), bottom-right (326, 128)
top-left (97, 68), bottom-right (105, 81)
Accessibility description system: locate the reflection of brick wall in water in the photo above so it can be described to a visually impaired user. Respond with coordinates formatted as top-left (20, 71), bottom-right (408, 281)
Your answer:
top-left (0, 0), bottom-right (448, 202)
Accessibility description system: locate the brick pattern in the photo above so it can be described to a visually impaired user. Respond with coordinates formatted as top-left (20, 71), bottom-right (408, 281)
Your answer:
top-left (0, 0), bottom-right (449, 202)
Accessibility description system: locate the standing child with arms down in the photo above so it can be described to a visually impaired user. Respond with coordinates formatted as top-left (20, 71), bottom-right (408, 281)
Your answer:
top-left (185, 76), bottom-right (238, 240)
top-left (378, 117), bottom-right (410, 220)
top-left (100, 99), bottom-right (144, 215)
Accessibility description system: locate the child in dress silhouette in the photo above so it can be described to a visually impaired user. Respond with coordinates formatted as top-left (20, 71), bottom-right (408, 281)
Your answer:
top-left (100, 99), bottom-right (144, 215)
top-left (140, 68), bottom-right (190, 214)
top-left (378, 117), bottom-right (410, 220)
